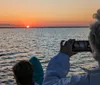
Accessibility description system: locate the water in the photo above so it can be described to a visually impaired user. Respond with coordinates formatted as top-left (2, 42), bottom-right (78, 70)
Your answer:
top-left (0, 28), bottom-right (97, 85)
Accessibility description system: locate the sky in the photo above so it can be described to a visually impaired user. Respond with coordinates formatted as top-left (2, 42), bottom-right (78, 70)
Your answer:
top-left (0, 0), bottom-right (100, 27)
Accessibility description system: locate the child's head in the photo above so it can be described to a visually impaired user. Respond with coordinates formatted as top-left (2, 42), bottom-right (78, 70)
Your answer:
top-left (13, 60), bottom-right (34, 85)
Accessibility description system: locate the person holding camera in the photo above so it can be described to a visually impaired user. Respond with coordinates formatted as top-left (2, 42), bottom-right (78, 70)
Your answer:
top-left (43, 9), bottom-right (100, 85)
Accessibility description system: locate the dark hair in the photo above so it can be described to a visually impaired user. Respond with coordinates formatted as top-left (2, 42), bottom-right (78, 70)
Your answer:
top-left (13, 60), bottom-right (34, 85)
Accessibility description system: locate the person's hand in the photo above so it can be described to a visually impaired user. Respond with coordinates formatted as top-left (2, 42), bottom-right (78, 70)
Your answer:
top-left (60, 39), bottom-right (76, 57)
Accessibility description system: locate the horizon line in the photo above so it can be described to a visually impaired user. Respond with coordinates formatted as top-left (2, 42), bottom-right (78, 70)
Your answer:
top-left (0, 26), bottom-right (89, 28)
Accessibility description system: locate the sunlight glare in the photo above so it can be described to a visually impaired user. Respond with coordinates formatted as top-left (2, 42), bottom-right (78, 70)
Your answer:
top-left (26, 25), bottom-right (30, 28)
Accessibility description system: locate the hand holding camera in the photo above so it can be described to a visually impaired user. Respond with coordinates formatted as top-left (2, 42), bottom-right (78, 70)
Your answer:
top-left (60, 39), bottom-right (91, 57)
top-left (60, 39), bottom-right (75, 57)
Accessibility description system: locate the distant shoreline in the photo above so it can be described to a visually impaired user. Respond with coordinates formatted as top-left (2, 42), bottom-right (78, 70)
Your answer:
top-left (0, 26), bottom-right (89, 28)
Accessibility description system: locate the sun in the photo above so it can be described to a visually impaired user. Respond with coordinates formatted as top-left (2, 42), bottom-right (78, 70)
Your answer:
top-left (26, 25), bottom-right (30, 28)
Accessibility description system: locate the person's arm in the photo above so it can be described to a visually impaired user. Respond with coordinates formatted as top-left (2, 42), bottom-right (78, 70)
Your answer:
top-left (43, 40), bottom-right (89, 85)
top-left (29, 56), bottom-right (44, 85)
top-left (43, 53), bottom-right (70, 85)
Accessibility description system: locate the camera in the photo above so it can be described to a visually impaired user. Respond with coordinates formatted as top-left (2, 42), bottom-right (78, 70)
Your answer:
top-left (72, 40), bottom-right (91, 52)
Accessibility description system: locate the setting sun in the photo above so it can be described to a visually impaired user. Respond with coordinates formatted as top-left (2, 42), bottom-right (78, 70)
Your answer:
top-left (26, 25), bottom-right (30, 28)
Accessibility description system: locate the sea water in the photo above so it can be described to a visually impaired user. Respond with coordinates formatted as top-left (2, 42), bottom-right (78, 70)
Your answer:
top-left (0, 28), bottom-right (97, 85)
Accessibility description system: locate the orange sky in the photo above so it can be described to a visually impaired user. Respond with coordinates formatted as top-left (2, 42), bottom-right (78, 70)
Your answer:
top-left (0, 0), bottom-right (100, 27)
